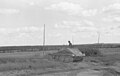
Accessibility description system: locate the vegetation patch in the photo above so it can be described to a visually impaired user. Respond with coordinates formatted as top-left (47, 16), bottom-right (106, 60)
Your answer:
top-left (79, 48), bottom-right (101, 56)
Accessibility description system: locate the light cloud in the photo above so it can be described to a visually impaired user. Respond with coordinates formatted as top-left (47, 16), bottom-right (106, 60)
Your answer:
top-left (82, 9), bottom-right (98, 16)
top-left (54, 23), bottom-right (71, 29)
top-left (46, 2), bottom-right (99, 16)
top-left (114, 17), bottom-right (120, 21)
top-left (21, 0), bottom-right (44, 6)
top-left (103, 16), bottom-right (120, 22)
top-left (101, 3), bottom-right (120, 15)
top-left (49, 33), bottom-right (62, 38)
top-left (100, 3), bottom-right (120, 23)
top-left (0, 8), bottom-right (20, 14)
top-left (0, 26), bottom-right (43, 34)
top-left (83, 20), bottom-right (95, 26)
top-left (54, 20), bottom-right (95, 29)
top-left (46, 2), bottom-right (83, 15)
top-left (74, 26), bottom-right (98, 33)
top-left (103, 3), bottom-right (120, 12)
top-left (54, 20), bottom-right (98, 36)
top-left (54, 20), bottom-right (88, 29)
top-left (64, 21), bottom-right (81, 25)
top-left (28, 2), bottom-right (35, 6)
top-left (99, 25), bottom-right (120, 36)
top-left (55, 33), bottom-right (62, 37)
top-left (16, 26), bottom-right (42, 32)
top-left (54, 20), bottom-right (119, 37)
top-left (0, 26), bottom-right (44, 46)
top-left (22, 0), bottom-right (40, 6)
top-left (54, 21), bottom-right (79, 29)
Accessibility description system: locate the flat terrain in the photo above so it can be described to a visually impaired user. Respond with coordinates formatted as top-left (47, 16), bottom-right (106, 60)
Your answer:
top-left (0, 48), bottom-right (120, 76)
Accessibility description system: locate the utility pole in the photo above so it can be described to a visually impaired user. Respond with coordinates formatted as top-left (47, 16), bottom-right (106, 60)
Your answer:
top-left (97, 31), bottom-right (100, 44)
top-left (43, 24), bottom-right (45, 55)
top-left (43, 24), bottom-right (45, 46)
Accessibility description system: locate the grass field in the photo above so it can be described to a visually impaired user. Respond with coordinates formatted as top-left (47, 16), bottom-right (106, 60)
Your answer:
top-left (0, 47), bottom-right (119, 76)
top-left (99, 48), bottom-right (120, 55)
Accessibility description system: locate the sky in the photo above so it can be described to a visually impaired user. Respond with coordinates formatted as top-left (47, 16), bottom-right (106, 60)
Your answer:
top-left (0, 0), bottom-right (120, 46)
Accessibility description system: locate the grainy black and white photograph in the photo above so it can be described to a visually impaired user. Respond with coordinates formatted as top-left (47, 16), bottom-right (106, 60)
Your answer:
top-left (0, 0), bottom-right (120, 76)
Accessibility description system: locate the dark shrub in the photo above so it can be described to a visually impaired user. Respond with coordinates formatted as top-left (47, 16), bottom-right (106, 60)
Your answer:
top-left (79, 48), bottom-right (101, 56)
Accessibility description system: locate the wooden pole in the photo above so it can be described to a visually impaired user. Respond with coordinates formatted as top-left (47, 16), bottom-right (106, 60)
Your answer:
top-left (43, 24), bottom-right (45, 46)
top-left (97, 31), bottom-right (100, 44)
top-left (43, 24), bottom-right (45, 55)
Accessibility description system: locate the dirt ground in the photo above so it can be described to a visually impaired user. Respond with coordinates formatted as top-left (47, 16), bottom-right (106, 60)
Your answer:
top-left (0, 48), bottom-right (120, 76)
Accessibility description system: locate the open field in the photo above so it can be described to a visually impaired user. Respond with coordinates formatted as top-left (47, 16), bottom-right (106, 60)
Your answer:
top-left (0, 50), bottom-right (58, 58)
top-left (0, 47), bottom-right (119, 76)
top-left (0, 43), bottom-right (120, 52)
top-left (100, 48), bottom-right (120, 55)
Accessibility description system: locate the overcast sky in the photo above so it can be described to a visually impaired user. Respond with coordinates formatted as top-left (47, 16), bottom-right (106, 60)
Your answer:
top-left (0, 0), bottom-right (120, 46)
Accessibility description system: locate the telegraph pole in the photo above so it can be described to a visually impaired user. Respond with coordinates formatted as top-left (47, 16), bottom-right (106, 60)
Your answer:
top-left (43, 24), bottom-right (45, 46)
top-left (43, 24), bottom-right (45, 55)
top-left (97, 31), bottom-right (100, 44)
